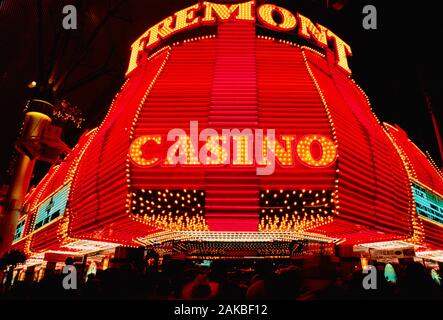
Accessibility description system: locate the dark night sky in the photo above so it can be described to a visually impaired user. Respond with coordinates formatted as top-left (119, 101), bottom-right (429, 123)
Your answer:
top-left (0, 0), bottom-right (442, 186)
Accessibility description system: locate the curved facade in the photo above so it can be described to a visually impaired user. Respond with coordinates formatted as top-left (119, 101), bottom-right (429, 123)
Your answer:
top-left (11, 5), bottom-right (443, 258)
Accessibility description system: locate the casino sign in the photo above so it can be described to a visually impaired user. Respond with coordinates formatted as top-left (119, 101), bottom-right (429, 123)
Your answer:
top-left (9, 1), bottom-right (443, 260)
top-left (126, 1), bottom-right (353, 76)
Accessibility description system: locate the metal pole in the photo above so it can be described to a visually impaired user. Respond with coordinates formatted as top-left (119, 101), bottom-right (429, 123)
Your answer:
top-left (0, 111), bottom-right (52, 257)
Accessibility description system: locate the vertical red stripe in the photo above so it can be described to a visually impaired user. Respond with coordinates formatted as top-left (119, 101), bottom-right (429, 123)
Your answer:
top-left (205, 21), bottom-right (259, 232)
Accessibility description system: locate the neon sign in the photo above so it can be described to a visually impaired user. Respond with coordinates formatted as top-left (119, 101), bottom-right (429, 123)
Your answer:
top-left (34, 183), bottom-right (71, 231)
top-left (126, 1), bottom-right (353, 76)
top-left (129, 122), bottom-right (337, 176)
top-left (13, 219), bottom-right (26, 242)
top-left (412, 182), bottom-right (443, 225)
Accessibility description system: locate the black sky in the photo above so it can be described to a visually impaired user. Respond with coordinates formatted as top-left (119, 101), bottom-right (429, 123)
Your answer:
top-left (0, 0), bottom-right (441, 186)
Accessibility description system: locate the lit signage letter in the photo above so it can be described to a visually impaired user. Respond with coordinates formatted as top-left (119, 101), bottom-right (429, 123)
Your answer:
top-left (297, 135), bottom-right (337, 167)
top-left (173, 3), bottom-right (202, 34)
top-left (201, 135), bottom-right (229, 165)
top-left (297, 13), bottom-right (328, 48)
top-left (145, 16), bottom-right (175, 49)
top-left (202, 1), bottom-right (255, 23)
top-left (125, 28), bottom-right (151, 76)
top-left (269, 136), bottom-right (296, 166)
top-left (165, 136), bottom-right (200, 165)
top-left (257, 4), bottom-right (297, 31)
top-left (125, 17), bottom-right (175, 76)
top-left (325, 30), bottom-right (353, 75)
top-left (258, 136), bottom-right (296, 166)
top-left (126, 4), bottom-right (202, 76)
top-left (130, 136), bottom-right (162, 167)
top-left (232, 134), bottom-right (254, 166)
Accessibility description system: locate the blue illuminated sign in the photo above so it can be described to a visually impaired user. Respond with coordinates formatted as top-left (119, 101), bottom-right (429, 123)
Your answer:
top-left (14, 219), bottom-right (26, 241)
top-left (412, 182), bottom-right (443, 225)
top-left (34, 183), bottom-right (70, 231)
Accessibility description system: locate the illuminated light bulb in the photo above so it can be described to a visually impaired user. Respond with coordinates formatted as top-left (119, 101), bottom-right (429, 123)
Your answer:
top-left (203, 135), bottom-right (228, 165)
top-left (130, 136), bottom-right (162, 167)
top-left (232, 135), bottom-right (253, 165)
top-left (202, 1), bottom-right (254, 23)
top-left (257, 4), bottom-right (297, 31)
top-left (165, 136), bottom-right (200, 165)
top-left (297, 135), bottom-right (337, 167)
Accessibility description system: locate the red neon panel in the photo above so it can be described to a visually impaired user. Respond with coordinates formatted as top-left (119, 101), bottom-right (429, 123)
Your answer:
top-left (205, 21), bottom-right (258, 232)
top-left (18, 131), bottom-right (93, 244)
top-left (386, 124), bottom-right (443, 195)
top-left (68, 50), bottom-right (170, 242)
top-left (305, 50), bottom-right (413, 238)
top-left (256, 41), bottom-right (336, 191)
top-left (386, 124), bottom-right (443, 248)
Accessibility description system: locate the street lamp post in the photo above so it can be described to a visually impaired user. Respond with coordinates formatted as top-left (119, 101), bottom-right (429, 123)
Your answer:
top-left (0, 101), bottom-right (53, 257)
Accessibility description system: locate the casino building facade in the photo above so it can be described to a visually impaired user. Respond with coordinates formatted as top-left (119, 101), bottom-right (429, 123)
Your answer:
top-left (8, 1), bottom-right (443, 269)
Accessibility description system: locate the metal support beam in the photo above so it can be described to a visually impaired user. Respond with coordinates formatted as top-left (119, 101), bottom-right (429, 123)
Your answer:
top-left (0, 110), bottom-right (52, 257)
